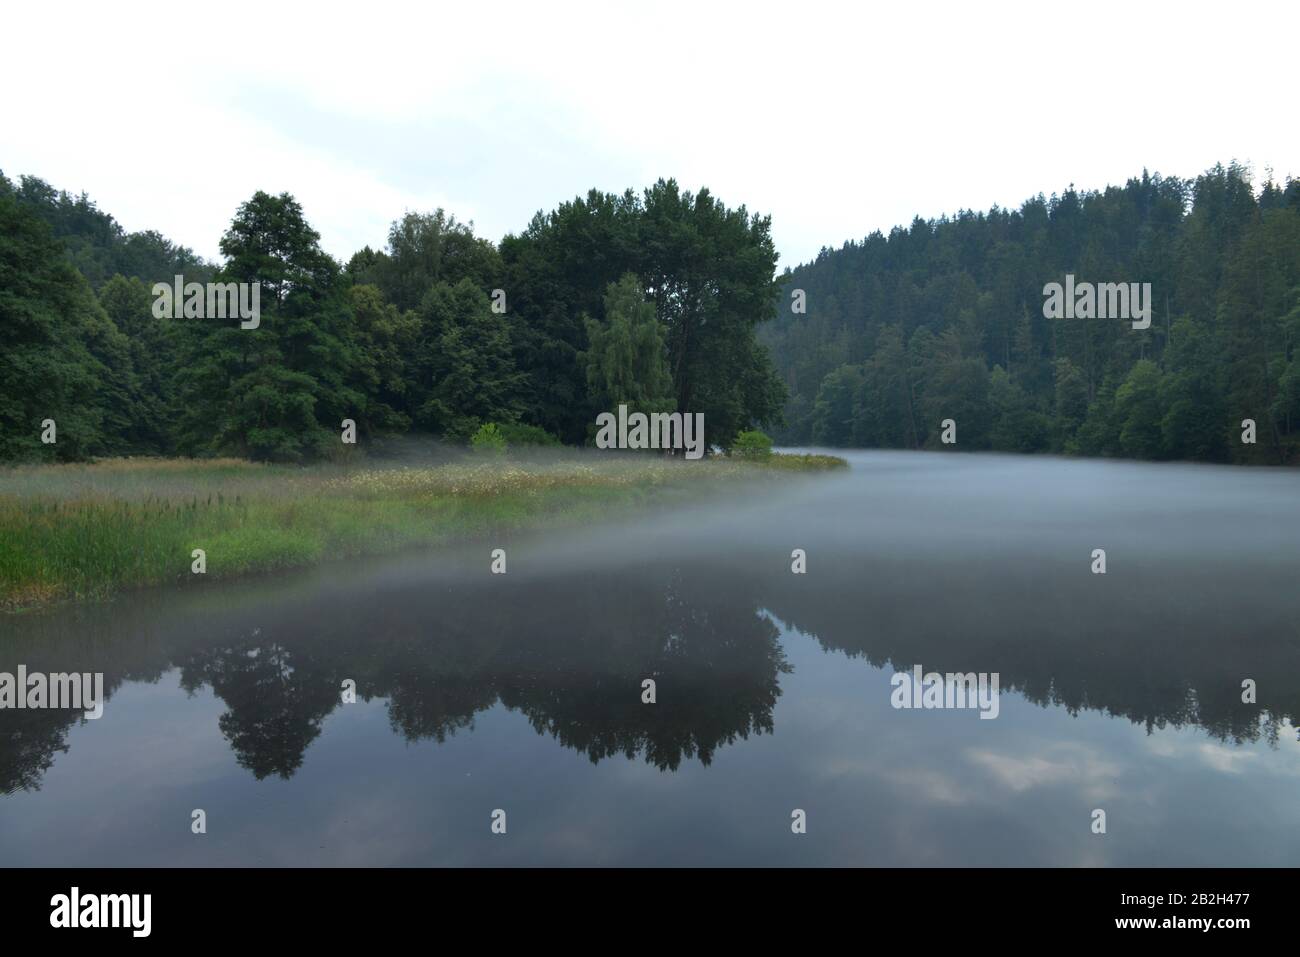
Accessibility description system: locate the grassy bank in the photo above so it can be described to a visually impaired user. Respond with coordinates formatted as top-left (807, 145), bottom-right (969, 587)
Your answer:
top-left (0, 452), bottom-right (845, 612)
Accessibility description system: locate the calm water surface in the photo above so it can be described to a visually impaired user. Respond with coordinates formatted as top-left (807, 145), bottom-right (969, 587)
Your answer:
top-left (3, 451), bottom-right (1299, 865)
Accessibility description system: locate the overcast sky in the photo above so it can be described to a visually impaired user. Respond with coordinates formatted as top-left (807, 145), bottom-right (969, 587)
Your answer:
top-left (3, 0), bottom-right (1296, 270)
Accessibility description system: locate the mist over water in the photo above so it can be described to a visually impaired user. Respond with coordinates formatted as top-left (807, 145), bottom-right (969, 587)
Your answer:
top-left (3, 450), bottom-right (1299, 865)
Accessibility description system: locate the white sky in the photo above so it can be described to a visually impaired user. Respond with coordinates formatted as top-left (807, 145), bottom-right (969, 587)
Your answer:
top-left (2, 0), bottom-right (1296, 270)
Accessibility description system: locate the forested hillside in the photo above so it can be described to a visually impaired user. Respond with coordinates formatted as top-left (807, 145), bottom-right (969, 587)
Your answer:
top-left (0, 171), bottom-right (783, 461)
top-left (762, 164), bottom-right (1300, 464)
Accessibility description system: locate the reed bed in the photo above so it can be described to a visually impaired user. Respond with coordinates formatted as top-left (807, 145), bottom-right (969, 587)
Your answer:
top-left (0, 453), bottom-right (844, 612)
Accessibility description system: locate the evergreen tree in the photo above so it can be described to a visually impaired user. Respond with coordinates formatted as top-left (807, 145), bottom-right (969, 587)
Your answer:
top-left (175, 191), bottom-right (363, 461)
top-left (410, 279), bottom-right (523, 439)
top-left (98, 274), bottom-right (178, 454)
top-left (0, 195), bottom-right (108, 461)
top-left (1114, 360), bottom-right (1165, 459)
top-left (810, 365), bottom-right (863, 447)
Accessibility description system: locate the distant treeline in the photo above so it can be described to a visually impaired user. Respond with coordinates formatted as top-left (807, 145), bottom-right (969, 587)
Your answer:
top-left (0, 172), bottom-right (783, 462)
top-left (762, 164), bottom-right (1300, 464)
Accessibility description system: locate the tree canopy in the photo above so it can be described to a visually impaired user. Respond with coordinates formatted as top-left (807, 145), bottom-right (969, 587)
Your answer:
top-left (763, 164), bottom-right (1300, 464)
top-left (3, 163), bottom-right (1296, 464)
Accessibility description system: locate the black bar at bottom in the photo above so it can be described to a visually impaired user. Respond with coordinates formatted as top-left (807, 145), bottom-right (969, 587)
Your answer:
top-left (0, 867), bottom-right (1279, 941)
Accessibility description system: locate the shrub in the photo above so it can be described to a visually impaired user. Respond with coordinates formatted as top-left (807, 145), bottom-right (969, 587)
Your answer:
top-left (730, 430), bottom-right (773, 459)
top-left (496, 422), bottom-right (563, 447)
top-left (469, 422), bottom-right (507, 455)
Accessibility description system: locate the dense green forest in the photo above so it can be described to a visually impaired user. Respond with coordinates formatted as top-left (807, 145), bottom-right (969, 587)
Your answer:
top-left (0, 171), bottom-right (783, 461)
top-left (3, 162), bottom-right (1298, 465)
top-left (762, 163), bottom-right (1300, 464)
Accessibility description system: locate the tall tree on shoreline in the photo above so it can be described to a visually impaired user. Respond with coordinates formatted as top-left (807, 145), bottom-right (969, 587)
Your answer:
top-left (175, 191), bottom-right (364, 461)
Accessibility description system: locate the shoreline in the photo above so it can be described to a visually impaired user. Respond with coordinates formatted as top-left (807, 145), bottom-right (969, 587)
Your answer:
top-left (0, 452), bottom-right (845, 613)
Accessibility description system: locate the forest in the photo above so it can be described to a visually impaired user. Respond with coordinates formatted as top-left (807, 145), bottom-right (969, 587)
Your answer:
top-left (0, 173), bottom-right (783, 462)
top-left (3, 162), bottom-right (1298, 465)
top-left (763, 163), bottom-right (1300, 464)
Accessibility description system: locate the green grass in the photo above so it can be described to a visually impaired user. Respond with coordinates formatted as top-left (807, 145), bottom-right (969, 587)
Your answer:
top-left (0, 451), bottom-right (844, 612)
top-left (747, 452), bottom-right (848, 471)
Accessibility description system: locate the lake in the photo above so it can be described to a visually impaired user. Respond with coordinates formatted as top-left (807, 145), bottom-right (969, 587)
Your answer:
top-left (3, 450), bottom-right (1299, 865)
